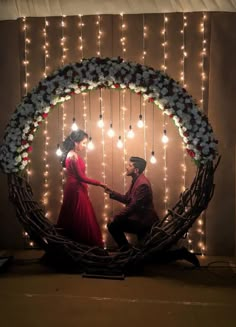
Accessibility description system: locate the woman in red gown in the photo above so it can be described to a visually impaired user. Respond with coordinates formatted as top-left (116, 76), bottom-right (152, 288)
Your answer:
top-left (57, 130), bottom-right (105, 247)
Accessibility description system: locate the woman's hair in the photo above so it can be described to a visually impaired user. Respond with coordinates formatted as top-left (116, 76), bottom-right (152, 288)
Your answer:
top-left (60, 130), bottom-right (88, 167)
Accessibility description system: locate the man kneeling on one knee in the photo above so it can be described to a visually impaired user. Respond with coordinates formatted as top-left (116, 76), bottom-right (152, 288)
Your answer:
top-left (105, 156), bottom-right (159, 251)
top-left (104, 156), bottom-right (200, 268)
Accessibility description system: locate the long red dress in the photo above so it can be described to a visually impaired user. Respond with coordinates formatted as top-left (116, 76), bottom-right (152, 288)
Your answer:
top-left (57, 154), bottom-right (103, 247)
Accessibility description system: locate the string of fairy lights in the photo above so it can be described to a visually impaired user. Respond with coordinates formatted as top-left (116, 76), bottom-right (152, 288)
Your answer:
top-left (141, 14), bottom-right (147, 164)
top-left (22, 17), bottom-right (34, 247)
top-left (22, 17), bottom-right (32, 181)
top-left (161, 14), bottom-right (169, 214)
top-left (96, 16), bottom-right (109, 246)
top-left (20, 13), bottom-right (209, 252)
top-left (59, 16), bottom-right (67, 205)
top-left (196, 12), bottom-right (208, 255)
top-left (42, 17), bottom-right (50, 220)
top-left (119, 14), bottom-right (128, 195)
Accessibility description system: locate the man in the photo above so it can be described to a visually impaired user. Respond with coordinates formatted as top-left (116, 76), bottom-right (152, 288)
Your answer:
top-left (105, 156), bottom-right (200, 268)
top-left (105, 156), bottom-right (159, 250)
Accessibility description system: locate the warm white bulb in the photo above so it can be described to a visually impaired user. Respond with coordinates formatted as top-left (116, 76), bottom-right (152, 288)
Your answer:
top-left (107, 127), bottom-right (115, 138)
top-left (150, 153), bottom-right (157, 164)
top-left (137, 118), bottom-right (144, 128)
top-left (97, 115), bottom-right (104, 128)
top-left (56, 147), bottom-right (62, 156)
top-left (127, 126), bottom-right (134, 138)
top-left (71, 121), bottom-right (78, 131)
top-left (87, 138), bottom-right (95, 150)
top-left (162, 131), bottom-right (169, 144)
top-left (117, 137), bottom-right (123, 148)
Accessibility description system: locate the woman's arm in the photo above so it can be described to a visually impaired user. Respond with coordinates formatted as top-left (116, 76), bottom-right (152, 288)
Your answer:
top-left (69, 157), bottom-right (104, 186)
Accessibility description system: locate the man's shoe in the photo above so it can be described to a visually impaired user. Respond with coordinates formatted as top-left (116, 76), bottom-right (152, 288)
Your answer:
top-left (181, 247), bottom-right (200, 267)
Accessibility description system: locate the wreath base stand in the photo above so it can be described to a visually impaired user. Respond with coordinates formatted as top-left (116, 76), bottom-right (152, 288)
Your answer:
top-left (7, 157), bottom-right (220, 276)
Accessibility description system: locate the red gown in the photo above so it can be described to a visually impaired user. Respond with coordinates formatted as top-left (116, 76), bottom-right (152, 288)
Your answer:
top-left (57, 155), bottom-right (103, 247)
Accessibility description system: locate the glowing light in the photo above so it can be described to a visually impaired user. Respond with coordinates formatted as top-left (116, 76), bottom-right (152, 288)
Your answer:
top-left (107, 123), bottom-right (115, 138)
top-left (87, 137), bottom-right (95, 150)
top-left (150, 151), bottom-right (157, 164)
top-left (162, 129), bottom-right (169, 143)
top-left (56, 144), bottom-right (62, 156)
top-left (127, 125), bottom-right (134, 138)
top-left (117, 136), bottom-right (123, 149)
top-left (137, 114), bottom-right (144, 128)
top-left (97, 114), bottom-right (104, 128)
top-left (71, 118), bottom-right (79, 131)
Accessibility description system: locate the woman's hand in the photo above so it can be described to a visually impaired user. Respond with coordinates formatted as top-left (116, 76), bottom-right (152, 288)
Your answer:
top-left (99, 183), bottom-right (107, 189)
top-left (104, 186), bottom-right (113, 194)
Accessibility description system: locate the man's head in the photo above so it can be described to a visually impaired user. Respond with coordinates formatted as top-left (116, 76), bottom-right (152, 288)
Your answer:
top-left (126, 156), bottom-right (147, 176)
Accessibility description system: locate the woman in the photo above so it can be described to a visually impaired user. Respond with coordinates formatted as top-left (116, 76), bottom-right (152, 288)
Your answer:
top-left (57, 130), bottom-right (105, 247)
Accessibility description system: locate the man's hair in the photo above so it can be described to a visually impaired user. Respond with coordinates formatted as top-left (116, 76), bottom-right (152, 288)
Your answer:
top-left (130, 156), bottom-right (147, 174)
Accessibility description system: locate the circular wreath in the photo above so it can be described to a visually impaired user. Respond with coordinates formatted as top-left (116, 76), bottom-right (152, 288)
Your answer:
top-left (0, 57), bottom-right (219, 274)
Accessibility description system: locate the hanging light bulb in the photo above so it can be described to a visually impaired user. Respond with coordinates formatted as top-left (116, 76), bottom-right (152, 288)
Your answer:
top-left (107, 123), bottom-right (115, 138)
top-left (97, 114), bottom-right (104, 128)
top-left (87, 136), bottom-right (95, 150)
top-left (162, 129), bottom-right (169, 143)
top-left (150, 151), bottom-right (157, 164)
top-left (127, 125), bottom-right (134, 138)
top-left (71, 117), bottom-right (79, 131)
top-left (117, 135), bottom-right (123, 148)
top-left (56, 144), bottom-right (62, 156)
top-left (137, 114), bottom-right (144, 128)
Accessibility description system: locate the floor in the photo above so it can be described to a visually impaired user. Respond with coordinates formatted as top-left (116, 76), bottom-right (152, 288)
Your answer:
top-left (0, 250), bottom-right (236, 327)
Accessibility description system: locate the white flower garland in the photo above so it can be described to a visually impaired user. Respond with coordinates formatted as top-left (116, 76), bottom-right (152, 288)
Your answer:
top-left (0, 57), bottom-right (218, 174)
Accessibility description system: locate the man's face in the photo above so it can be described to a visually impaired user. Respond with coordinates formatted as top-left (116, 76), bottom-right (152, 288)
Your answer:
top-left (126, 161), bottom-right (138, 176)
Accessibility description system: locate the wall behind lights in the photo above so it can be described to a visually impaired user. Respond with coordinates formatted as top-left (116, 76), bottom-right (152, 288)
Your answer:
top-left (0, 12), bottom-right (235, 255)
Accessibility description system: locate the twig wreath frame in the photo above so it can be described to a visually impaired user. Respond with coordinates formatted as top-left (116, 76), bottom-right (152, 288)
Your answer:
top-left (0, 57), bottom-right (219, 274)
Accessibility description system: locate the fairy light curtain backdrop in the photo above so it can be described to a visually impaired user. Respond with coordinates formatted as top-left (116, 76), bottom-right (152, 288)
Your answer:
top-left (0, 9), bottom-right (235, 255)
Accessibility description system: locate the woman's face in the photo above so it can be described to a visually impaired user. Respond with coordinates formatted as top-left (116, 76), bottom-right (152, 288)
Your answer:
top-left (75, 137), bottom-right (87, 152)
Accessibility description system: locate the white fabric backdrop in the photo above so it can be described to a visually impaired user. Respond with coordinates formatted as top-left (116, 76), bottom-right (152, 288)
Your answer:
top-left (0, 0), bottom-right (236, 20)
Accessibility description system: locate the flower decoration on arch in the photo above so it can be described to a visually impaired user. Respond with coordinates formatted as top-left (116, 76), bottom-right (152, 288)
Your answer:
top-left (0, 57), bottom-right (218, 174)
